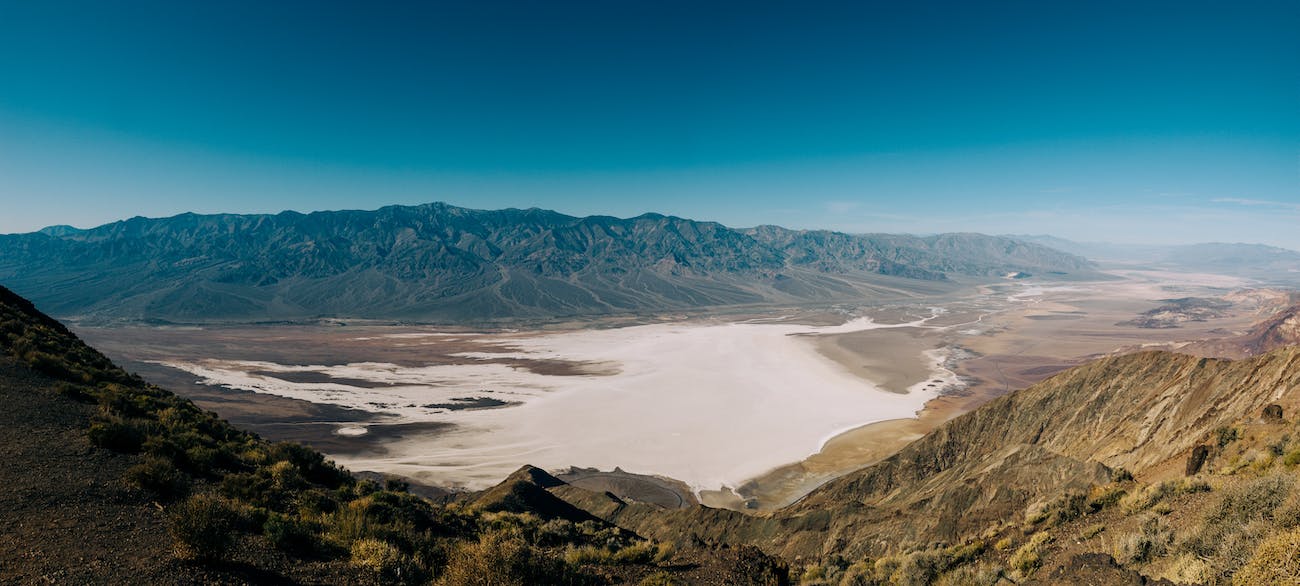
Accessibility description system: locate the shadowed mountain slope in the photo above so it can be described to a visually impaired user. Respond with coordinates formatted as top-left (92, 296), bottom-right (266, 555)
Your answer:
top-left (0, 203), bottom-right (1094, 322)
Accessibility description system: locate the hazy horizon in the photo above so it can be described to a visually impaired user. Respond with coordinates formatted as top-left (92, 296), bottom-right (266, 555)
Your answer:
top-left (2, 1), bottom-right (1297, 248)
top-left (8, 200), bottom-right (1300, 253)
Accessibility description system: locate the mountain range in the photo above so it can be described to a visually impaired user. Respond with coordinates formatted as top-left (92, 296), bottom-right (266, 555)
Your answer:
top-left (0, 203), bottom-right (1096, 322)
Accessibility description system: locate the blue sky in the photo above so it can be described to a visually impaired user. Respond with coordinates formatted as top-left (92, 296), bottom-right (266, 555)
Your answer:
top-left (1, 1), bottom-right (1297, 247)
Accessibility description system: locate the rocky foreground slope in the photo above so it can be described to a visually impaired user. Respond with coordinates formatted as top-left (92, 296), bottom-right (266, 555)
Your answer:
top-left (0, 203), bottom-right (1094, 322)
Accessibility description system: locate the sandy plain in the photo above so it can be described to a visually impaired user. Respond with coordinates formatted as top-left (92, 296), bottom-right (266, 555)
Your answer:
top-left (75, 269), bottom-right (1290, 511)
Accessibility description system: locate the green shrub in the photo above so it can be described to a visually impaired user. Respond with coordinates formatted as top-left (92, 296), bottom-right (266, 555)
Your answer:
top-left (1216, 426), bottom-right (1240, 448)
top-left (264, 512), bottom-right (321, 555)
top-left (88, 416), bottom-right (148, 453)
top-left (127, 455), bottom-right (189, 501)
top-left (56, 382), bottom-right (94, 403)
top-left (168, 493), bottom-right (241, 561)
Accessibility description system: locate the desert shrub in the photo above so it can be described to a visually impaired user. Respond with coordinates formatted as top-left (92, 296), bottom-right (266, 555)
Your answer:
top-left (992, 538), bottom-right (1012, 551)
top-left (88, 415), bottom-right (149, 452)
top-left (639, 572), bottom-right (684, 586)
top-left (1112, 515), bottom-right (1172, 565)
top-left (873, 555), bottom-right (903, 582)
top-left (1184, 474), bottom-right (1294, 578)
top-left (1086, 483), bottom-right (1128, 512)
top-left (1216, 426), bottom-right (1240, 448)
top-left (168, 493), bottom-right (241, 561)
top-left (537, 518), bottom-right (578, 546)
top-left (564, 541), bottom-right (658, 566)
top-left (1233, 527), bottom-right (1300, 585)
top-left (799, 564), bottom-right (827, 584)
top-left (565, 544), bottom-right (614, 566)
top-left (350, 538), bottom-right (414, 581)
top-left (264, 512), bottom-right (321, 555)
top-left (944, 540), bottom-right (984, 566)
top-left (652, 540), bottom-right (676, 564)
top-left (612, 541), bottom-right (658, 565)
top-left (1284, 448), bottom-right (1300, 467)
top-left (1120, 478), bottom-right (1209, 512)
top-left (1008, 532), bottom-right (1051, 578)
top-left (56, 382), bottom-right (94, 402)
top-left (1080, 524), bottom-right (1106, 540)
top-left (935, 563), bottom-right (1003, 586)
top-left (1161, 554), bottom-right (1214, 585)
top-left (889, 549), bottom-right (949, 586)
top-left (438, 531), bottom-right (584, 586)
top-left (1038, 491), bottom-right (1087, 527)
top-left (127, 455), bottom-right (190, 500)
top-left (1275, 490), bottom-right (1300, 528)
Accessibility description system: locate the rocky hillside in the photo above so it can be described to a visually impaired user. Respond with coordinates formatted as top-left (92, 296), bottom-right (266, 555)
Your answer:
top-left (1179, 303), bottom-right (1300, 359)
top-left (547, 317), bottom-right (1300, 584)
top-left (0, 285), bottom-right (789, 585)
top-left (0, 203), bottom-right (1094, 322)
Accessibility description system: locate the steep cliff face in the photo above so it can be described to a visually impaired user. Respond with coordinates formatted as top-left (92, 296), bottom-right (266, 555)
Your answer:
top-left (0, 203), bottom-right (1093, 322)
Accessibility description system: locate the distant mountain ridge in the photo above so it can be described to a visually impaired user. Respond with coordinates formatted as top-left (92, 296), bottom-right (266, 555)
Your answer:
top-left (1011, 234), bottom-right (1300, 283)
top-left (0, 203), bottom-right (1095, 322)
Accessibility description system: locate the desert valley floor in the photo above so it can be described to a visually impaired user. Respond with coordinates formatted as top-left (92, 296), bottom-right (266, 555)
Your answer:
top-left (74, 268), bottom-right (1294, 511)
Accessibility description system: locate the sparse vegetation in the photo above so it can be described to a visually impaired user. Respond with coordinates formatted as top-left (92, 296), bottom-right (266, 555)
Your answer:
top-left (127, 454), bottom-right (190, 500)
top-left (1120, 477), bottom-right (1210, 512)
top-left (1080, 524), bottom-right (1106, 540)
top-left (1112, 515), bottom-right (1172, 565)
top-left (1007, 531), bottom-right (1051, 579)
top-left (168, 493), bottom-right (241, 561)
top-left (1183, 473), bottom-right (1294, 579)
top-left (1217, 426), bottom-right (1241, 448)
top-left (1233, 527), bottom-right (1300, 585)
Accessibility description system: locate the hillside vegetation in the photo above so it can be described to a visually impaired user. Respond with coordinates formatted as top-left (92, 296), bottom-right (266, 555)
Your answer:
top-left (0, 203), bottom-right (1094, 322)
